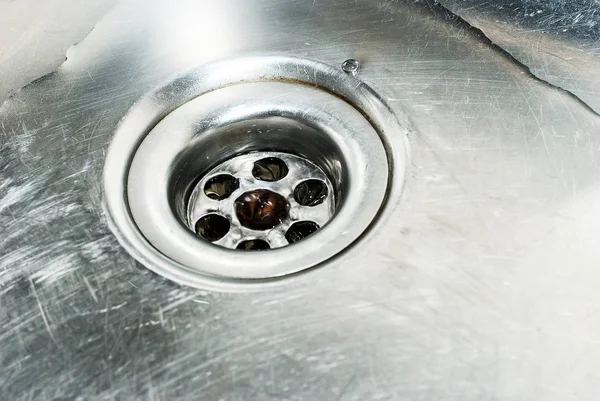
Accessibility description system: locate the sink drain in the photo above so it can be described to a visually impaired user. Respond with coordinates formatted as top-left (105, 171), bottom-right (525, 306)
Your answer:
top-left (188, 152), bottom-right (335, 250)
top-left (103, 56), bottom-right (407, 290)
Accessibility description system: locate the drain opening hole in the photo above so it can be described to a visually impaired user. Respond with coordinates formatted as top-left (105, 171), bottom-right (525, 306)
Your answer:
top-left (286, 221), bottom-right (320, 244)
top-left (203, 174), bottom-right (239, 200)
top-left (235, 189), bottom-right (288, 230)
top-left (252, 157), bottom-right (289, 181)
top-left (195, 214), bottom-right (230, 242)
top-left (183, 151), bottom-right (338, 250)
top-left (237, 239), bottom-right (270, 251)
top-left (294, 179), bottom-right (329, 207)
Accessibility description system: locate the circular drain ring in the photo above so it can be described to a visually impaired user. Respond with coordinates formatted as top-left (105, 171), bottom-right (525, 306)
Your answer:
top-left (127, 82), bottom-right (385, 279)
top-left (103, 56), bottom-right (408, 290)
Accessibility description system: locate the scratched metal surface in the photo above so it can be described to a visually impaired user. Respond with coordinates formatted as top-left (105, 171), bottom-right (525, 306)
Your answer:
top-left (1, 0), bottom-right (600, 399)
top-left (0, 0), bottom-right (117, 103)
top-left (439, 0), bottom-right (600, 115)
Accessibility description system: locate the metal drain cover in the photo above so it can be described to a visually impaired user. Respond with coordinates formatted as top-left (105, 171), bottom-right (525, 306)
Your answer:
top-left (103, 57), bottom-right (407, 289)
top-left (188, 152), bottom-right (335, 250)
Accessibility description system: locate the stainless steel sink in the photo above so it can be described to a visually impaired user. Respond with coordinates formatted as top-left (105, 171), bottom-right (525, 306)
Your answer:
top-left (1, 1), bottom-right (600, 399)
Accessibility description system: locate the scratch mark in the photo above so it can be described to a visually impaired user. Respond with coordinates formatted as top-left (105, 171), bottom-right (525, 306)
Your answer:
top-left (97, 301), bottom-right (126, 313)
top-left (158, 307), bottom-right (166, 328)
top-left (29, 278), bottom-right (57, 344)
top-left (88, 110), bottom-right (107, 140)
top-left (86, 69), bottom-right (97, 84)
top-left (335, 374), bottom-right (357, 401)
top-left (82, 275), bottom-right (99, 303)
top-left (87, 109), bottom-right (107, 154)
top-left (161, 292), bottom-right (202, 313)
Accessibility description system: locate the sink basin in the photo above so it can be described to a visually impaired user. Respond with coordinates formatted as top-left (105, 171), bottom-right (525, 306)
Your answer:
top-left (1, 1), bottom-right (599, 399)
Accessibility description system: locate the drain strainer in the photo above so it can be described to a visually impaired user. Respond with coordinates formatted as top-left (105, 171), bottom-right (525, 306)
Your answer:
top-left (103, 56), bottom-right (407, 290)
top-left (188, 152), bottom-right (335, 250)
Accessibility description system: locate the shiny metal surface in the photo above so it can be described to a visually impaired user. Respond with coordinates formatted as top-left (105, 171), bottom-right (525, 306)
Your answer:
top-left (1, 0), bottom-right (600, 399)
top-left (187, 152), bottom-right (335, 250)
top-left (114, 72), bottom-right (398, 288)
top-left (0, 0), bottom-right (116, 103)
top-left (438, 0), bottom-right (600, 114)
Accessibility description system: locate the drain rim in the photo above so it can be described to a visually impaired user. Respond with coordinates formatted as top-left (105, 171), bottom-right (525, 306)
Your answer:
top-left (127, 82), bottom-right (387, 279)
top-left (103, 56), bottom-right (408, 290)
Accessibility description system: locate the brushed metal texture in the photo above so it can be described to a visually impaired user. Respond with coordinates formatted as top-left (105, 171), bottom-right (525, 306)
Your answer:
top-left (1, 0), bottom-right (599, 399)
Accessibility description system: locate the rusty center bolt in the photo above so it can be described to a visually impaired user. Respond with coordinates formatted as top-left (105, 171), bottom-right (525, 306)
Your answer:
top-left (235, 189), bottom-right (288, 230)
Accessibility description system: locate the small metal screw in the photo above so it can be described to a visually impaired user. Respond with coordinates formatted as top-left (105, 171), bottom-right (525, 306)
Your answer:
top-left (341, 59), bottom-right (360, 76)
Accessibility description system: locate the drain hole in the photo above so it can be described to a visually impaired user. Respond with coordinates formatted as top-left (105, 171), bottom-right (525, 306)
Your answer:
top-left (235, 189), bottom-right (288, 230)
top-left (204, 174), bottom-right (239, 200)
top-left (294, 179), bottom-right (328, 207)
top-left (285, 221), bottom-right (320, 244)
top-left (186, 152), bottom-right (336, 250)
top-left (195, 214), bottom-right (230, 242)
top-left (236, 239), bottom-right (270, 251)
top-left (252, 157), bottom-right (289, 181)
